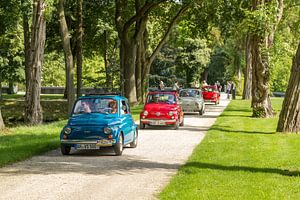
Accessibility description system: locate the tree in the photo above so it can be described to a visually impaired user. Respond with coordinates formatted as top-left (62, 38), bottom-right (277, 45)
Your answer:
top-left (0, 109), bottom-right (4, 130)
top-left (76, 0), bottom-right (83, 97)
top-left (242, 35), bottom-right (252, 99)
top-left (25, 0), bottom-right (46, 124)
top-left (250, 0), bottom-right (283, 118)
top-left (276, 42), bottom-right (300, 133)
top-left (58, 0), bottom-right (75, 114)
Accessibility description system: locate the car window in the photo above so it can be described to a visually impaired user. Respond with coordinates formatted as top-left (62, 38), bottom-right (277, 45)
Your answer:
top-left (146, 93), bottom-right (176, 104)
top-left (179, 90), bottom-right (199, 97)
top-left (121, 100), bottom-right (130, 114)
top-left (73, 98), bottom-right (118, 114)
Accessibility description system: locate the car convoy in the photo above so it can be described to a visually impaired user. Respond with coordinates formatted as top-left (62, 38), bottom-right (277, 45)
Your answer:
top-left (60, 85), bottom-right (221, 156)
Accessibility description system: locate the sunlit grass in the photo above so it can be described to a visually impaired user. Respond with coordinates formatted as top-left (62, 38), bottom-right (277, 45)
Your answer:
top-left (160, 98), bottom-right (300, 200)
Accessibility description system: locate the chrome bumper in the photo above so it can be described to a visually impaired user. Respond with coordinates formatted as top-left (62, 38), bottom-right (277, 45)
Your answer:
top-left (61, 139), bottom-right (116, 147)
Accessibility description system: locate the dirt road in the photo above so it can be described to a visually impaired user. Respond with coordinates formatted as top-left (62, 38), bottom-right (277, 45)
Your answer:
top-left (0, 95), bottom-right (229, 200)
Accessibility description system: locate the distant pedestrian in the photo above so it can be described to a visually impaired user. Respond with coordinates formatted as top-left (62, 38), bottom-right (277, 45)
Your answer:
top-left (202, 80), bottom-right (208, 86)
top-left (172, 81), bottom-right (180, 91)
top-left (159, 80), bottom-right (165, 90)
top-left (227, 81), bottom-right (231, 99)
top-left (231, 82), bottom-right (236, 99)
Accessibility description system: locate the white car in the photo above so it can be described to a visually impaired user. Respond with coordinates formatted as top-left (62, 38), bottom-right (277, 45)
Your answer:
top-left (179, 88), bottom-right (205, 115)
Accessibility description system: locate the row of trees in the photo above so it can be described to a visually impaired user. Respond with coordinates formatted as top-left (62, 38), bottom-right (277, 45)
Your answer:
top-left (0, 0), bottom-right (299, 132)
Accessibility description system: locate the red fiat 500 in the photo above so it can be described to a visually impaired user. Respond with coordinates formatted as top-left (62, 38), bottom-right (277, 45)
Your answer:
top-left (202, 85), bottom-right (220, 104)
top-left (140, 90), bottom-right (184, 130)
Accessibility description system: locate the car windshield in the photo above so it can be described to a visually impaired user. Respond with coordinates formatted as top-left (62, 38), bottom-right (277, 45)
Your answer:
top-left (202, 86), bottom-right (217, 92)
top-left (179, 90), bottom-right (200, 97)
top-left (146, 93), bottom-right (176, 104)
top-left (73, 98), bottom-right (118, 114)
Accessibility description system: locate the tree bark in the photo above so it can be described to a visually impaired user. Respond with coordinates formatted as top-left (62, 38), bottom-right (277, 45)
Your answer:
top-left (21, 1), bottom-right (31, 98)
top-left (243, 34), bottom-right (252, 99)
top-left (59, 0), bottom-right (75, 114)
top-left (0, 109), bottom-right (4, 130)
top-left (277, 42), bottom-right (300, 133)
top-left (251, 0), bottom-right (283, 117)
top-left (76, 0), bottom-right (83, 97)
top-left (25, 0), bottom-right (45, 125)
top-left (104, 31), bottom-right (113, 90)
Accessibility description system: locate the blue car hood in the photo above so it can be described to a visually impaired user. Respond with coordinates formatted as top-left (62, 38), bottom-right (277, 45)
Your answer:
top-left (68, 114), bottom-right (120, 126)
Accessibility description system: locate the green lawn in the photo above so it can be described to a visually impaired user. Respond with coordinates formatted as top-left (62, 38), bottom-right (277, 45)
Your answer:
top-left (160, 98), bottom-right (300, 199)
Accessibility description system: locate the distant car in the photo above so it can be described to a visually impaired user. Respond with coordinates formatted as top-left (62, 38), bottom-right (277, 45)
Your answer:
top-left (179, 88), bottom-right (205, 115)
top-left (60, 94), bottom-right (138, 156)
top-left (202, 85), bottom-right (220, 104)
top-left (140, 90), bottom-right (184, 130)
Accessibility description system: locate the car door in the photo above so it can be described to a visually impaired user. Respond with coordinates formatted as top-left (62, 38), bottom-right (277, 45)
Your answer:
top-left (120, 100), bottom-right (135, 144)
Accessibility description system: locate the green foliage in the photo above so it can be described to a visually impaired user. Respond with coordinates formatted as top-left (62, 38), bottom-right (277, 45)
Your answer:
top-left (42, 52), bottom-right (65, 86)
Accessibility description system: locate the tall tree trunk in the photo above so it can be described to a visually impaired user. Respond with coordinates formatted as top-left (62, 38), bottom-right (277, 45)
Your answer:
top-left (59, 0), bottom-right (75, 114)
top-left (251, 35), bottom-right (274, 117)
top-left (22, 2), bottom-right (31, 98)
top-left (25, 0), bottom-right (45, 125)
top-left (277, 43), bottom-right (300, 133)
top-left (251, 0), bottom-right (283, 118)
top-left (0, 109), bottom-right (4, 130)
top-left (8, 81), bottom-right (14, 94)
top-left (104, 31), bottom-right (112, 90)
top-left (243, 34), bottom-right (252, 99)
top-left (122, 40), bottom-right (137, 103)
top-left (76, 0), bottom-right (83, 97)
top-left (0, 80), bottom-right (2, 100)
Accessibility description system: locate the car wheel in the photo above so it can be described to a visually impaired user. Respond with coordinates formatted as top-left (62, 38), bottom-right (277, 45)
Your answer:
top-left (199, 105), bottom-right (205, 115)
top-left (129, 129), bottom-right (138, 148)
top-left (61, 144), bottom-right (71, 155)
top-left (173, 120), bottom-right (179, 130)
top-left (113, 133), bottom-right (124, 156)
top-left (180, 117), bottom-right (184, 126)
top-left (139, 121), bottom-right (145, 129)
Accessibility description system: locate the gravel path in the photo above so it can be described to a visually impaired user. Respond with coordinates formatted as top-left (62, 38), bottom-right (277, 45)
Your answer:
top-left (0, 94), bottom-right (230, 200)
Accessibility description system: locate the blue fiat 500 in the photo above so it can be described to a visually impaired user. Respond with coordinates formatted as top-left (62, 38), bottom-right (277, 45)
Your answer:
top-left (60, 94), bottom-right (138, 156)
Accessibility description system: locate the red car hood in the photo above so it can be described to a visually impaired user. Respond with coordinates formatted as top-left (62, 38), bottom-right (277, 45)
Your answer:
top-left (144, 103), bottom-right (177, 112)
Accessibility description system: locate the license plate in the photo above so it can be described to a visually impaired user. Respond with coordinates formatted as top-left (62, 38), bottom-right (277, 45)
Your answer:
top-left (97, 139), bottom-right (112, 146)
top-left (76, 144), bottom-right (99, 150)
top-left (150, 120), bottom-right (165, 125)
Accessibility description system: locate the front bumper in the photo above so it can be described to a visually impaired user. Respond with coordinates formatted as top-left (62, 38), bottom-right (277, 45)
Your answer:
top-left (140, 119), bottom-right (177, 126)
top-left (61, 139), bottom-right (116, 147)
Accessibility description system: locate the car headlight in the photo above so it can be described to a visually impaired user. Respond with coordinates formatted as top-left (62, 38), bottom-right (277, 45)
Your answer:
top-left (64, 127), bottom-right (72, 135)
top-left (104, 127), bottom-right (112, 134)
top-left (168, 111), bottom-right (174, 116)
top-left (143, 110), bottom-right (148, 116)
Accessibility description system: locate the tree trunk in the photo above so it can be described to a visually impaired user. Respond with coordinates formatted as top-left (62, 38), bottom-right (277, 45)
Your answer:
top-left (250, 0), bottom-right (283, 118)
top-left (0, 109), bottom-right (4, 130)
top-left (25, 0), bottom-right (45, 125)
top-left (0, 80), bottom-right (2, 100)
top-left (59, 0), bottom-right (75, 114)
top-left (8, 81), bottom-right (14, 94)
top-left (104, 31), bottom-right (112, 90)
top-left (122, 40), bottom-right (137, 103)
top-left (76, 0), bottom-right (83, 97)
top-left (22, 3), bottom-right (31, 98)
top-left (243, 34), bottom-right (252, 99)
top-left (251, 35), bottom-right (274, 117)
top-left (277, 43), bottom-right (300, 133)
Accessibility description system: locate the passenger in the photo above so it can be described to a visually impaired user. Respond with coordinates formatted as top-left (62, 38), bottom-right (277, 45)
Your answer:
top-left (81, 102), bottom-right (91, 113)
top-left (108, 100), bottom-right (118, 114)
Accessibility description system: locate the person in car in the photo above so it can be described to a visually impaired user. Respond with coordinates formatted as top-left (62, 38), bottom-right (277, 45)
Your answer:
top-left (80, 102), bottom-right (92, 113)
top-left (108, 100), bottom-right (118, 114)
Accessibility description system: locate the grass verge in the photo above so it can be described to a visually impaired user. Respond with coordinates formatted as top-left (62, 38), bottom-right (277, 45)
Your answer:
top-left (160, 98), bottom-right (300, 199)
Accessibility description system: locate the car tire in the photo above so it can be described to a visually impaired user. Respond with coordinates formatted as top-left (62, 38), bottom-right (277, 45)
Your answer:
top-left (199, 105), bottom-right (205, 115)
top-left (139, 121), bottom-right (145, 129)
top-left (179, 117), bottom-right (184, 126)
top-left (113, 133), bottom-right (124, 156)
top-left (129, 129), bottom-right (138, 148)
top-left (61, 144), bottom-right (71, 155)
top-left (173, 120), bottom-right (179, 130)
